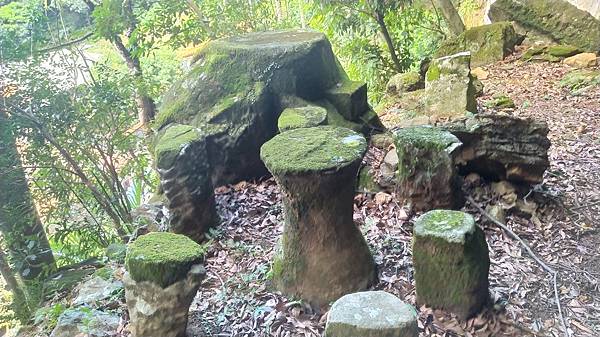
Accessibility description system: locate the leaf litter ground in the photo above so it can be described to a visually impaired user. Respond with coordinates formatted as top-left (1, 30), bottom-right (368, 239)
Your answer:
top-left (185, 51), bottom-right (600, 337)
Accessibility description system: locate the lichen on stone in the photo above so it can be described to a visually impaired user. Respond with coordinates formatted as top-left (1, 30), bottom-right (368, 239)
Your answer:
top-left (125, 232), bottom-right (205, 288)
top-left (260, 126), bottom-right (367, 175)
top-left (414, 210), bottom-right (476, 244)
top-left (278, 106), bottom-right (327, 132)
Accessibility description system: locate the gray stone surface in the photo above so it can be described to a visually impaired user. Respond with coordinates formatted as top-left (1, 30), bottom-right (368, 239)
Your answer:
top-left (73, 276), bottom-right (123, 307)
top-left (50, 308), bottom-right (119, 337)
top-left (325, 291), bottom-right (418, 337)
top-left (124, 264), bottom-right (205, 337)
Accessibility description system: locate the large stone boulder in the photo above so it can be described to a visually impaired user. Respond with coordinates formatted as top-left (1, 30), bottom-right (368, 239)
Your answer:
top-left (489, 0), bottom-right (600, 52)
top-left (444, 114), bottom-right (550, 184)
top-left (435, 22), bottom-right (522, 66)
top-left (154, 29), bottom-right (382, 188)
top-left (324, 291), bottom-right (418, 337)
top-left (413, 210), bottom-right (490, 319)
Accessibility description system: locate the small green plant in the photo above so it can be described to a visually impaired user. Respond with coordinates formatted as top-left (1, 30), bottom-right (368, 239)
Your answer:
top-left (33, 303), bottom-right (67, 331)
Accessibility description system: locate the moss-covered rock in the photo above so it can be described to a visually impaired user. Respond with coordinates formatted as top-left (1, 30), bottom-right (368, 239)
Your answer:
top-left (357, 166), bottom-right (382, 193)
top-left (425, 52), bottom-right (478, 116)
top-left (435, 22), bottom-right (521, 67)
top-left (155, 29), bottom-right (381, 187)
top-left (278, 106), bottom-right (327, 132)
top-left (125, 232), bottom-right (205, 288)
top-left (154, 124), bottom-right (219, 242)
top-left (489, 0), bottom-right (600, 52)
top-left (559, 69), bottom-right (600, 92)
top-left (485, 94), bottom-right (515, 109)
top-left (386, 71), bottom-right (423, 95)
top-left (324, 291), bottom-right (418, 337)
top-left (412, 210), bottom-right (490, 319)
top-left (521, 45), bottom-right (581, 62)
top-left (105, 243), bottom-right (127, 263)
top-left (261, 126), bottom-right (367, 175)
top-left (393, 126), bottom-right (463, 211)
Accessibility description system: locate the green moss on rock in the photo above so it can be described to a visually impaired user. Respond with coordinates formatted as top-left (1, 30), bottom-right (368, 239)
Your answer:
top-left (393, 126), bottom-right (460, 153)
top-left (485, 94), bottom-right (515, 109)
top-left (260, 126), bottom-right (367, 175)
top-left (559, 69), bottom-right (600, 91)
top-left (413, 210), bottom-right (489, 318)
top-left (154, 124), bottom-right (202, 169)
top-left (125, 232), bottom-right (205, 288)
top-left (386, 71), bottom-right (423, 94)
top-left (435, 22), bottom-right (520, 67)
top-left (278, 106), bottom-right (327, 132)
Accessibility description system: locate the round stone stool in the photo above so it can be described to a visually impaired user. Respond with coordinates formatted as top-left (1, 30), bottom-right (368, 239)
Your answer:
top-left (124, 232), bottom-right (206, 337)
top-left (278, 106), bottom-right (327, 132)
top-left (260, 126), bottom-right (376, 306)
top-left (393, 125), bottom-right (463, 211)
top-left (412, 210), bottom-right (490, 319)
top-left (324, 291), bottom-right (418, 337)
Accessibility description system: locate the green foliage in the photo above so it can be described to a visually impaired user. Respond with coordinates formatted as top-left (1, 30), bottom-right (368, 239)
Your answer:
top-left (33, 303), bottom-right (67, 331)
top-left (0, 0), bottom-right (48, 59)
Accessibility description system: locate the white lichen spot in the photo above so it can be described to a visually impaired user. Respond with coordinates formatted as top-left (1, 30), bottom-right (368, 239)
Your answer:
top-left (341, 134), bottom-right (363, 147)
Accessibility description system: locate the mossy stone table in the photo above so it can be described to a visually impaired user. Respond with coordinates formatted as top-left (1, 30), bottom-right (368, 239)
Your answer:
top-left (393, 125), bottom-right (463, 211)
top-left (412, 210), bottom-right (490, 319)
top-left (154, 124), bottom-right (220, 242)
top-left (260, 126), bottom-right (376, 306)
top-left (124, 232), bottom-right (206, 337)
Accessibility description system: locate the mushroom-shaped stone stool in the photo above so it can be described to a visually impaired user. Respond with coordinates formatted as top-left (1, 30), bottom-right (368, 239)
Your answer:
top-left (260, 126), bottom-right (376, 305)
top-left (124, 232), bottom-right (206, 337)
top-left (278, 106), bottom-right (328, 132)
top-left (412, 210), bottom-right (490, 319)
top-left (154, 124), bottom-right (219, 242)
top-left (393, 125), bottom-right (463, 211)
top-left (324, 291), bottom-right (418, 337)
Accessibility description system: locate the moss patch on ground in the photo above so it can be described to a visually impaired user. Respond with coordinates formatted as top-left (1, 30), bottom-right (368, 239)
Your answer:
top-left (260, 126), bottom-right (366, 175)
top-left (125, 232), bottom-right (205, 288)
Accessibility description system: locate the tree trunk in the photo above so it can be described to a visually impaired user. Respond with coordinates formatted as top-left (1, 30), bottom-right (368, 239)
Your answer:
top-left (112, 37), bottom-right (156, 126)
top-left (375, 11), bottom-right (403, 72)
top-left (0, 247), bottom-right (30, 319)
top-left (434, 0), bottom-right (466, 36)
top-left (0, 110), bottom-right (56, 280)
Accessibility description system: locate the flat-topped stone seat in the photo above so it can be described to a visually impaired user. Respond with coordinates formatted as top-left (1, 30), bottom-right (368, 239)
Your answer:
top-left (324, 291), bottom-right (418, 337)
top-left (124, 232), bottom-right (206, 337)
top-left (393, 126), bottom-right (463, 211)
top-left (412, 210), bottom-right (490, 319)
top-left (277, 106), bottom-right (327, 132)
top-left (260, 126), bottom-right (376, 305)
top-left (154, 124), bottom-right (219, 242)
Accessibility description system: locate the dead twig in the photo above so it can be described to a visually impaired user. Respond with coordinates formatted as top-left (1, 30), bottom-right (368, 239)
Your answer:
top-left (467, 196), bottom-right (571, 337)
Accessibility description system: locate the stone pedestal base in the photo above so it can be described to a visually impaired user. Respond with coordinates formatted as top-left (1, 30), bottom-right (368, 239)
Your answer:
top-left (124, 265), bottom-right (205, 337)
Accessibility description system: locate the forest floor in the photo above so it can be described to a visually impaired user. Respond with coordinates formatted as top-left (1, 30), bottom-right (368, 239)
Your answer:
top-left (184, 49), bottom-right (600, 337)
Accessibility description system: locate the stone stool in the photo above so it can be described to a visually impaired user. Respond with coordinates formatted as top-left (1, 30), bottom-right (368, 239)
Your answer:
top-left (278, 106), bottom-right (327, 132)
top-left (393, 125), bottom-right (463, 211)
top-left (124, 232), bottom-right (206, 337)
top-left (412, 210), bottom-right (490, 319)
top-left (154, 124), bottom-right (219, 242)
top-left (324, 291), bottom-right (418, 337)
top-left (260, 126), bottom-right (376, 306)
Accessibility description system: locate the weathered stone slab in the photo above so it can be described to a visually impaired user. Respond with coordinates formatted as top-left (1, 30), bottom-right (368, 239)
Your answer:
top-left (324, 291), bottom-right (418, 337)
top-left (489, 0), bottom-right (600, 52)
top-left (436, 22), bottom-right (522, 66)
top-left (73, 276), bottom-right (123, 307)
top-left (413, 210), bottom-right (490, 319)
top-left (444, 114), bottom-right (550, 184)
top-left (393, 126), bottom-right (463, 211)
top-left (153, 124), bottom-right (219, 241)
top-left (386, 71), bottom-right (423, 95)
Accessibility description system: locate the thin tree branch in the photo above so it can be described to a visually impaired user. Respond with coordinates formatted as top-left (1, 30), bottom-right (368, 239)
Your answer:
top-left (35, 32), bottom-right (94, 54)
